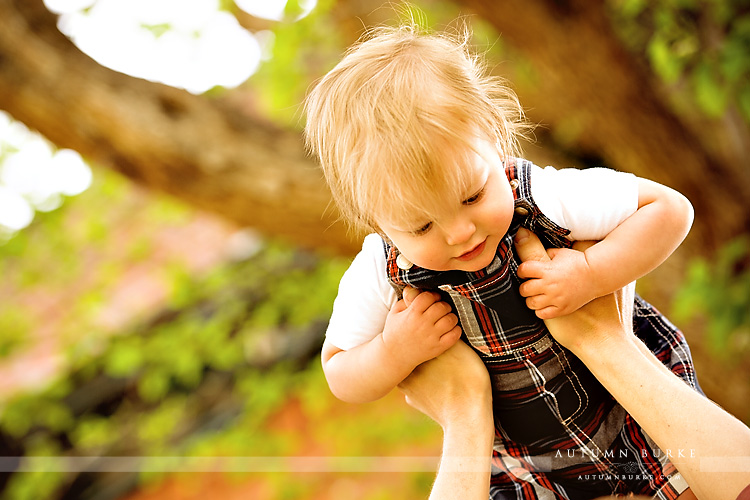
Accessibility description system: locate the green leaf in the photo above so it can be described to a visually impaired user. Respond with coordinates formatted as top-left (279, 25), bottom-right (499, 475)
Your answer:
top-left (1, 400), bottom-right (33, 437)
top-left (647, 36), bottom-right (683, 83)
top-left (38, 402), bottom-right (74, 433)
top-left (171, 347), bottom-right (203, 387)
top-left (672, 236), bottom-right (750, 357)
top-left (739, 85), bottom-right (750, 122)
top-left (693, 61), bottom-right (729, 117)
top-left (104, 340), bottom-right (144, 377)
top-left (70, 416), bottom-right (117, 449)
top-left (619, 0), bottom-right (648, 18)
top-left (0, 306), bottom-right (32, 358)
top-left (136, 398), bottom-right (187, 446)
top-left (138, 369), bottom-right (171, 402)
top-left (720, 38), bottom-right (749, 84)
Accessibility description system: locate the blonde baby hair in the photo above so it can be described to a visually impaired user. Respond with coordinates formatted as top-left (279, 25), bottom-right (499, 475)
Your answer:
top-left (304, 21), bottom-right (528, 234)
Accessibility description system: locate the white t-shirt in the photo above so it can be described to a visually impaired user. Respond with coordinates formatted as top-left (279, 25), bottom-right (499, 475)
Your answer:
top-left (326, 163), bottom-right (639, 351)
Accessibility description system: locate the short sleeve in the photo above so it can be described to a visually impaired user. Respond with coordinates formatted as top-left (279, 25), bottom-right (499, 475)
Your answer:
top-left (325, 234), bottom-right (399, 351)
top-left (529, 164), bottom-right (639, 241)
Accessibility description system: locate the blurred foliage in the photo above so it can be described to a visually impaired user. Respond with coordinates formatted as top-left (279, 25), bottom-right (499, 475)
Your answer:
top-left (608, 0), bottom-right (750, 121)
top-left (673, 235), bottom-right (750, 360)
top-left (0, 163), bottom-right (439, 500)
top-left (0, 231), bottom-right (345, 498)
top-left (243, 0), bottom-right (344, 126)
top-left (0, 309), bottom-right (31, 359)
top-left (0, 166), bottom-right (186, 361)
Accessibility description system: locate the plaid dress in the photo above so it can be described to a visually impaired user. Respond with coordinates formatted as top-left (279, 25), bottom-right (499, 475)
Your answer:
top-left (385, 159), bottom-right (700, 499)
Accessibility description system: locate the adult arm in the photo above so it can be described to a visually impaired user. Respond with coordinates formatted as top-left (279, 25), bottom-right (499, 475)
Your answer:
top-left (515, 228), bottom-right (750, 500)
top-left (398, 341), bottom-right (494, 500)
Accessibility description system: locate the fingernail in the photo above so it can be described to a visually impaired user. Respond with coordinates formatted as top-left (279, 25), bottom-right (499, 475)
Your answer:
top-left (515, 228), bottom-right (529, 243)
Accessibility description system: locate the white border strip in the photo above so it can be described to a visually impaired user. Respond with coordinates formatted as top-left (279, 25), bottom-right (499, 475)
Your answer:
top-left (0, 456), bottom-right (443, 473)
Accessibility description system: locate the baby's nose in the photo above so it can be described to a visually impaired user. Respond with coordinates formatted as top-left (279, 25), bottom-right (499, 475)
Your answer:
top-left (444, 217), bottom-right (476, 245)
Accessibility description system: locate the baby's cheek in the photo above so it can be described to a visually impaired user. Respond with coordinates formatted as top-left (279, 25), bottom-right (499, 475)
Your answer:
top-left (412, 251), bottom-right (451, 272)
top-left (491, 209), bottom-right (513, 236)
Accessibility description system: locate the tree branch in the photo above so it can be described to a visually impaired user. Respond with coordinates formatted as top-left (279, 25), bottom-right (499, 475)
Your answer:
top-left (0, 0), bottom-right (358, 255)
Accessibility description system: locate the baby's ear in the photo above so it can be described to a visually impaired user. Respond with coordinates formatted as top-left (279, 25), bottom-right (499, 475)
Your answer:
top-left (402, 286), bottom-right (420, 307)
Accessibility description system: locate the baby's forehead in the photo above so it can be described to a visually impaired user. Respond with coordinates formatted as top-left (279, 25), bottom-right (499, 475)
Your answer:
top-left (374, 157), bottom-right (492, 226)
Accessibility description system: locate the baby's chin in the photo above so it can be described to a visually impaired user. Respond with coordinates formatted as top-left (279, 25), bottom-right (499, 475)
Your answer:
top-left (442, 253), bottom-right (494, 273)
top-left (457, 256), bottom-right (495, 273)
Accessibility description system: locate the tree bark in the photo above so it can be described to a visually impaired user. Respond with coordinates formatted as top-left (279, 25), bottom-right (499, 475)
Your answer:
top-left (0, 0), bottom-right (359, 256)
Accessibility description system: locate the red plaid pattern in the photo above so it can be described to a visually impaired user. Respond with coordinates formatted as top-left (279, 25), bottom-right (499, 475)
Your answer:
top-left (385, 159), bottom-right (699, 499)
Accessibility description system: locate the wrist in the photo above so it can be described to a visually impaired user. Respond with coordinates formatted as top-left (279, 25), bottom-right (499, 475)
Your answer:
top-left (441, 386), bottom-right (493, 430)
top-left (581, 248), bottom-right (611, 300)
top-left (573, 331), bottom-right (639, 371)
top-left (377, 333), bottom-right (420, 377)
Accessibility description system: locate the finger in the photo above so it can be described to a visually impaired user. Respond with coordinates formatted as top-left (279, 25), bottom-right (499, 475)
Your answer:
top-left (518, 279), bottom-right (543, 298)
top-left (402, 286), bottom-right (420, 307)
top-left (434, 312), bottom-right (459, 332)
top-left (390, 298), bottom-right (407, 314)
top-left (517, 260), bottom-right (546, 280)
top-left (534, 306), bottom-right (561, 320)
top-left (524, 294), bottom-right (551, 311)
top-left (514, 228), bottom-right (552, 264)
top-left (409, 290), bottom-right (441, 312)
top-left (423, 300), bottom-right (453, 322)
top-left (518, 279), bottom-right (548, 298)
top-left (438, 325), bottom-right (462, 347)
top-left (546, 247), bottom-right (564, 259)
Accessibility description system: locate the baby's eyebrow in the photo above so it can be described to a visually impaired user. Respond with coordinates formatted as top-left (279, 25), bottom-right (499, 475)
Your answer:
top-left (392, 218), bottom-right (431, 232)
top-left (463, 170), bottom-right (490, 196)
top-left (464, 183), bottom-right (485, 197)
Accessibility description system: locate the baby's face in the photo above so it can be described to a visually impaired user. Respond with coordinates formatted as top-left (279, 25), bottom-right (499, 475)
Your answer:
top-left (377, 139), bottom-right (515, 273)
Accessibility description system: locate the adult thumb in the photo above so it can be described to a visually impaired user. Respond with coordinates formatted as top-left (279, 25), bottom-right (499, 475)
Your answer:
top-left (514, 228), bottom-right (552, 263)
top-left (402, 286), bottom-right (420, 307)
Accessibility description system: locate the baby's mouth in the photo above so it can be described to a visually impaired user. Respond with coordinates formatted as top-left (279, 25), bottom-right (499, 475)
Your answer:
top-left (456, 239), bottom-right (487, 261)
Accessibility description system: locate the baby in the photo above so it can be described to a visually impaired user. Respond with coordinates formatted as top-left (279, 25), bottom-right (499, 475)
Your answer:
top-left (304, 23), bottom-right (701, 499)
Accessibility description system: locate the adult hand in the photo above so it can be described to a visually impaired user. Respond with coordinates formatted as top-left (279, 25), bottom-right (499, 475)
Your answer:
top-left (398, 340), bottom-right (491, 429)
top-left (514, 228), bottom-right (636, 357)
